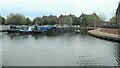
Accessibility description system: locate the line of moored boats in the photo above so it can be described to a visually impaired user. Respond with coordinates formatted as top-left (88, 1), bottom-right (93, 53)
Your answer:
top-left (7, 25), bottom-right (58, 34)
top-left (7, 25), bottom-right (81, 35)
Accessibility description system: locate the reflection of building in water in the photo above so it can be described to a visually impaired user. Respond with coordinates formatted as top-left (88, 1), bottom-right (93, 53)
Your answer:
top-left (116, 44), bottom-right (120, 66)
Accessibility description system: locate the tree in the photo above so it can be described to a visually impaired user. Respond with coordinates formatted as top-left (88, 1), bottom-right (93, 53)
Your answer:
top-left (43, 19), bottom-right (49, 25)
top-left (72, 17), bottom-right (80, 25)
top-left (0, 15), bottom-right (5, 25)
top-left (5, 13), bottom-right (26, 25)
top-left (86, 14), bottom-right (102, 27)
top-left (82, 16), bottom-right (87, 27)
top-left (25, 18), bottom-right (32, 25)
top-left (98, 13), bottom-right (106, 22)
top-left (47, 15), bottom-right (57, 25)
top-left (64, 16), bottom-right (73, 25)
top-left (49, 20), bottom-right (56, 25)
top-left (110, 16), bottom-right (117, 24)
top-left (2, 17), bottom-right (5, 24)
top-left (33, 17), bottom-right (41, 25)
top-left (0, 16), bottom-right (2, 24)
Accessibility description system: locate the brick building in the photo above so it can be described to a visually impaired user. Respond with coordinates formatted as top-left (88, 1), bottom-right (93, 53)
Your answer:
top-left (79, 12), bottom-right (102, 27)
top-left (58, 14), bottom-right (66, 25)
top-left (116, 2), bottom-right (120, 25)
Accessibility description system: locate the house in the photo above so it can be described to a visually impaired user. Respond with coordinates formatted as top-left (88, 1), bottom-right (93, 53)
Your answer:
top-left (58, 14), bottom-right (65, 25)
top-left (42, 15), bottom-right (58, 25)
top-left (58, 14), bottom-right (76, 25)
top-left (79, 13), bottom-right (86, 19)
top-left (48, 15), bottom-right (58, 24)
top-left (116, 2), bottom-right (120, 25)
top-left (79, 12), bottom-right (102, 27)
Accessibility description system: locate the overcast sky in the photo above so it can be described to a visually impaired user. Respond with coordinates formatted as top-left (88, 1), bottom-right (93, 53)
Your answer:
top-left (0, 0), bottom-right (119, 20)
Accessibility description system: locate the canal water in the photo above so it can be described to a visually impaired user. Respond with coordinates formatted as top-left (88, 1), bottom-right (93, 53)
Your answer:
top-left (1, 32), bottom-right (120, 66)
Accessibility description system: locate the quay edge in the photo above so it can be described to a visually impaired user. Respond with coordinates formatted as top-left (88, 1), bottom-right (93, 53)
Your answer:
top-left (88, 28), bottom-right (120, 42)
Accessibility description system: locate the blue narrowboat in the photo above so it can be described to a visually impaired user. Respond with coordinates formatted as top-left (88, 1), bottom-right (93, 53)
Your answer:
top-left (32, 25), bottom-right (52, 34)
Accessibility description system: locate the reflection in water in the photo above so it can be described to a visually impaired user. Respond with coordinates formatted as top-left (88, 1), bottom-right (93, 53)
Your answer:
top-left (0, 33), bottom-right (2, 67)
top-left (7, 33), bottom-right (29, 40)
top-left (2, 32), bottom-right (120, 66)
top-left (115, 43), bottom-right (120, 66)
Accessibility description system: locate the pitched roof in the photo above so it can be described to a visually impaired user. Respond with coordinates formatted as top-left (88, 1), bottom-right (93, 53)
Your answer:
top-left (79, 13), bottom-right (86, 18)
top-left (117, 2), bottom-right (120, 12)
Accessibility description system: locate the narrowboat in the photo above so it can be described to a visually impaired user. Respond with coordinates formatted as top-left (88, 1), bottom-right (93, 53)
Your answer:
top-left (32, 25), bottom-right (52, 34)
top-left (7, 25), bottom-right (21, 33)
top-left (19, 26), bottom-right (35, 34)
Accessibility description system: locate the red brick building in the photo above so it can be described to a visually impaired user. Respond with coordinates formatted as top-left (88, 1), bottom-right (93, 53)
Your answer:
top-left (58, 14), bottom-right (65, 25)
top-left (116, 2), bottom-right (120, 25)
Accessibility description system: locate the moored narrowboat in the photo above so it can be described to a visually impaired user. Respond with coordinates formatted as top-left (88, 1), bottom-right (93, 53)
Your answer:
top-left (7, 25), bottom-right (21, 33)
top-left (19, 26), bottom-right (35, 34)
top-left (32, 25), bottom-right (52, 34)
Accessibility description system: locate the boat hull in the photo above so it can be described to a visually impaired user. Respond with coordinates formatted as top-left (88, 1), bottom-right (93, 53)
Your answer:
top-left (19, 31), bottom-right (32, 33)
top-left (7, 29), bottom-right (19, 33)
top-left (32, 30), bottom-right (47, 35)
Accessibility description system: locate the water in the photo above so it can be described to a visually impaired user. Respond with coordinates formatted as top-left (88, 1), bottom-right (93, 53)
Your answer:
top-left (1, 32), bottom-right (120, 66)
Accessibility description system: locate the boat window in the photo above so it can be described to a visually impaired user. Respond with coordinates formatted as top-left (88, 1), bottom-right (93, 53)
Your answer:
top-left (31, 28), bottom-right (35, 30)
top-left (22, 27), bottom-right (28, 30)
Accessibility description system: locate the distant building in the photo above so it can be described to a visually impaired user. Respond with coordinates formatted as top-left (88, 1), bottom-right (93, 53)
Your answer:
top-left (48, 15), bottom-right (58, 23)
top-left (79, 12), bottom-right (102, 27)
top-left (42, 15), bottom-right (58, 25)
top-left (68, 14), bottom-right (76, 25)
top-left (58, 14), bottom-right (65, 25)
top-left (79, 13), bottom-right (86, 24)
top-left (116, 2), bottom-right (120, 25)
top-left (42, 16), bottom-right (49, 21)
top-left (58, 14), bottom-right (76, 25)
top-left (79, 13), bottom-right (86, 19)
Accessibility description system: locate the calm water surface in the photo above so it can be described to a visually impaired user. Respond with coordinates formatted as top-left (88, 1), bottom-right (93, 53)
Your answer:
top-left (1, 32), bottom-right (120, 66)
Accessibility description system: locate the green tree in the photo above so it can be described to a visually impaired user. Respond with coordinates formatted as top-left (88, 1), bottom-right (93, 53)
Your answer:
top-left (86, 15), bottom-right (102, 27)
top-left (64, 16), bottom-right (73, 25)
top-left (0, 15), bottom-right (5, 25)
top-left (0, 16), bottom-right (2, 24)
top-left (43, 19), bottom-right (49, 25)
top-left (82, 16), bottom-right (87, 27)
top-left (47, 15), bottom-right (57, 25)
top-left (110, 16), bottom-right (116, 24)
top-left (33, 17), bottom-right (41, 25)
top-left (86, 15), bottom-right (95, 26)
top-left (49, 20), bottom-right (56, 25)
top-left (72, 17), bottom-right (80, 25)
top-left (25, 18), bottom-right (32, 25)
top-left (2, 17), bottom-right (5, 24)
top-left (5, 13), bottom-right (26, 25)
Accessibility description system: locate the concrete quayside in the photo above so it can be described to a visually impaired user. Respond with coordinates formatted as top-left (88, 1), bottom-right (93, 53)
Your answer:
top-left (88, 28), bottom-right (120, 42)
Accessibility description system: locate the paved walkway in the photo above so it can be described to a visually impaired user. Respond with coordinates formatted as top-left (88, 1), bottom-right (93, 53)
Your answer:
top-left (88, 28), bottom-right (120, 42)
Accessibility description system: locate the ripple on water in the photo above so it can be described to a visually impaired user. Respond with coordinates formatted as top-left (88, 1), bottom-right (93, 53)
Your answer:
top-left (67, 55), bottom-right (119, 66)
